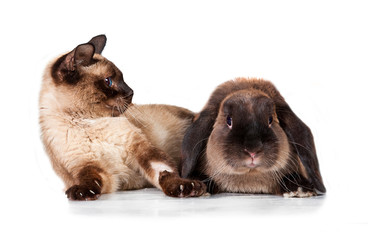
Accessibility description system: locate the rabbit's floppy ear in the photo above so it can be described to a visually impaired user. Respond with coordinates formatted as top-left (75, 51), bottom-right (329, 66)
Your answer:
top-left (181, 80), bottom-right (235, 178)
top-left (181, 110), bottom-right (216, 178)
top-left (276, 103), bottom-right (326, 193)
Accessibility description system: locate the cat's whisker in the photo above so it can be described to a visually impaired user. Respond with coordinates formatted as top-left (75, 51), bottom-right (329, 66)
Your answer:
top-left (123, 105), bottom-right (149, 128)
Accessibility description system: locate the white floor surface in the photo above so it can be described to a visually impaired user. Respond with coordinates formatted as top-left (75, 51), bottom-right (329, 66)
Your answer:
top-left (3, 183), bottom-right (365, 240)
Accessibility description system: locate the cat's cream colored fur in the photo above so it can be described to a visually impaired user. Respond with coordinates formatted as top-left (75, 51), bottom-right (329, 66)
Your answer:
top-left (40, 61), bottom-right (194, 192)
top-left (39, 37), bottom-right (206, 199)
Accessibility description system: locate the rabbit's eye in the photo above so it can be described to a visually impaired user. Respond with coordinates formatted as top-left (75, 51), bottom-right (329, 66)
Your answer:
top-left (226, 115), bottom-right (232, 129)
top-left (268, 116), bottom-right (273, 126)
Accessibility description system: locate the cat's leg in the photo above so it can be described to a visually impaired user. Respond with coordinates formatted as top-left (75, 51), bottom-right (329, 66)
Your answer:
top-left (130, 138), bottom-right (206, 197)
top-left (65, 164), bottom-right (115, 201)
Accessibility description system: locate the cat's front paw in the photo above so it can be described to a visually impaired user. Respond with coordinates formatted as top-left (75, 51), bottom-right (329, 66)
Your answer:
top-left (65, 181), bottom-right (101, 201)
top-left (159, 171), bottom-right (207, 198)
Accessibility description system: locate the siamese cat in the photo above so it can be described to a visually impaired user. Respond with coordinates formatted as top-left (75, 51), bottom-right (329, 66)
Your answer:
top-left (39, 35), bottom-right (206, 200)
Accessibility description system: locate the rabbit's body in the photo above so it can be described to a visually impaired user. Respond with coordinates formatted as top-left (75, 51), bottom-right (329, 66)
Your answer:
top-left (181, 78), bottom-right (325, 197)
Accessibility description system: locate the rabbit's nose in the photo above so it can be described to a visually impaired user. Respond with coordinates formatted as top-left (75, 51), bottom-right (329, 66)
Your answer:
top-left (244, 149), bottom-right (257, 159)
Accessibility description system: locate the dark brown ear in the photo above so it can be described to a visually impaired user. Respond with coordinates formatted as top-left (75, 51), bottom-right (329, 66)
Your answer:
top-left (181, 110), bottom-right (217, 178)
top-left (88, 34), bottom-right (107, 54)
top-left (51, 43), bottom-right (95, 84)
top-left (181, 80), bottom-right (244, 178)
top-left (74, 43), bottom-right (95, 67)
top-left (276, 103), bottom-right (326, 193)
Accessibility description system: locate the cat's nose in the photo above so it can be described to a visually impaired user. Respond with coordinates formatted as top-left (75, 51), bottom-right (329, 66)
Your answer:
top-left (119, 81), bottom-right (134, 103)
top-left (125, 90), bottom-right (134, 103)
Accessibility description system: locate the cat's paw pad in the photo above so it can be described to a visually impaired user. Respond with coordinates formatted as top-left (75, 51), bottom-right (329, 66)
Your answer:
top-left (159, 171), bottom-right (206, 198)
top-left (65, 184), bottom-right (101, 201)
top-left (283, 187), bottom-right (316, 198)
top-left (176, 180), bottom-right (206, 197)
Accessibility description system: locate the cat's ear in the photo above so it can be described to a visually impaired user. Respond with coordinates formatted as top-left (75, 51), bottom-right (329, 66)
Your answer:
top-left (51, 43), bottom-right (95, 83)
top-left (88, 35), bottom-right (107, 54)
top-left (61, 43), bottom-right (95, 70)
top-left (74, 43), bottom-right (95, 67)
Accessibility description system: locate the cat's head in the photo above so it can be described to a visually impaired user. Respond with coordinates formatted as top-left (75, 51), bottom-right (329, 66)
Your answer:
top-left (49, 35), bottom-right (133, 117)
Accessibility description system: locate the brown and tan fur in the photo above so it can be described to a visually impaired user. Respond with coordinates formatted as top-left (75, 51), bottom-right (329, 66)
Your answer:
top-left (39, 35), bottom-right (205, 200)
top-left (181, 78), bottom-right (326, 197)
top-left (205, 100), bottom-right (292, 194)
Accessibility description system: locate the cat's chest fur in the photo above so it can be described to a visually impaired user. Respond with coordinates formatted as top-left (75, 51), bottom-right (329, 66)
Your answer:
top-left (40, 108), bottom-right (151, 191)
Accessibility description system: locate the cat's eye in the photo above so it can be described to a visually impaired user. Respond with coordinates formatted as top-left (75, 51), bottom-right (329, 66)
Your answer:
top-left (104, 77), bottom-right (113, 87)
top-left (226, 115), bottom-right (232, 129)
top-left (268, 116), bottom-right (273, 126)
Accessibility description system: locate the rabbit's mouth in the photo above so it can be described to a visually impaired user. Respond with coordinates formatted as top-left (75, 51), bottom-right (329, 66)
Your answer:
top-left (228, 157), bottom-right (265, 173)
top-left (244, 158), bottom-right (260, 168)
top-left (243, 150), bottom-right (261, 168)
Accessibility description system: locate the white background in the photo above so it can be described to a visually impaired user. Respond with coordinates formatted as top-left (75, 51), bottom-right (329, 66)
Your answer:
top-left (1, 0), bottom-right (367, 239)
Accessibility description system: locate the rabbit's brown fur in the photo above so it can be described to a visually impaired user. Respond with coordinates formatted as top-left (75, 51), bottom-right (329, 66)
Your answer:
top-left (181, 78), bottom-right (325, 197)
